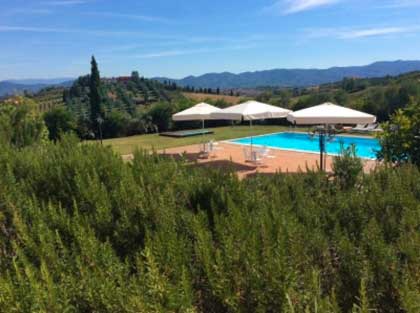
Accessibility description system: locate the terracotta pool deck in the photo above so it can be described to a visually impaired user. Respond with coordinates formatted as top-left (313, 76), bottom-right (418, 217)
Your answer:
top-left (156, 141), bottom-right (378, 179)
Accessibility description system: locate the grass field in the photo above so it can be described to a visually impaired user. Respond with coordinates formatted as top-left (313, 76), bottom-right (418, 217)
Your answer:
top-left (101, 125), bottom-right (294, 155)
top-left (183, 92), bottom-right (243, 104)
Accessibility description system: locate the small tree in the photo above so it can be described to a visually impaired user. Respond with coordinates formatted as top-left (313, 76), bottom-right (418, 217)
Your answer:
top-left (0, 104), bottom-right (48, 147)
top-left (378, 102), bottom-right (420, 166)
top-left (44, 107), bottom-right (77, 141)
top-left (332, 144), bottom-right (363, 190)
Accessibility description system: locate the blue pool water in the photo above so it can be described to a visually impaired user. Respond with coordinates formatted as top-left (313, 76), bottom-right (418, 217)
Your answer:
top-left (231, 132), bottom-right (380, 159)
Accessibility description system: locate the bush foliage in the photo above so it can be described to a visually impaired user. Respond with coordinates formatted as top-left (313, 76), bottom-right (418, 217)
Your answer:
top-left (0, 103), bottom-right (48, 147)
top-left (378, 102), bottom-right (420, 166)
top-left (332, 144), bottom-right (363, 190)
top-left (0, 135), bottom-right (419, 312)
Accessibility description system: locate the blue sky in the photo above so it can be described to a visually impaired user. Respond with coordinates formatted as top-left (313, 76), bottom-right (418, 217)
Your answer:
top-left (1, 0), bottom-right (420, 80)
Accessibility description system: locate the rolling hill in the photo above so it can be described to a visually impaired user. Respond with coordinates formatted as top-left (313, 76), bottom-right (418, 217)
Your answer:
top-left (4, 78), bottom-right (74, 85)
top-left (155, 60), bottom-right (420, 89)
top-left (0, 79), bottom-right (74, 97)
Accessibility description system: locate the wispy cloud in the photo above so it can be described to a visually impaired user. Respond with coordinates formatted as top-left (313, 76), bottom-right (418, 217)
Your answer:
top-left (340, 27), bottom-right (411, 39)
top-left (306, 26), bottom-right (420, 39)
top-left (0, 26), bottom-right (66, 33)
top-left (379, 0), bottom-right (420, 8)
top-left (134, 45), bottom-right (255, 59)
top-left (42, 0), bottom-right (88, 6)
top-left (0, 25), bottom-right (150, 37)
top-left (135, 49), bottom-right (205, 59)
top-left (0, 25), bottom-right (266, 47)
top-left (84, 12), bottom-right (169, 23)
top-left (3, 8), bottom-right (53, 16)
top-left (263, 0), bottom-right (340, 15)
top-left (2, 1), bottom-right (86, 17)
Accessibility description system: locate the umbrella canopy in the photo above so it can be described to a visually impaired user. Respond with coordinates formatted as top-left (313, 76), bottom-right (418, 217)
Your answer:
top-left (287, 102), bottom-right (376, 125)
top-left (173, 102), bottom-right (221, 121)
top-left (211, 100), bottom-right (291, 121)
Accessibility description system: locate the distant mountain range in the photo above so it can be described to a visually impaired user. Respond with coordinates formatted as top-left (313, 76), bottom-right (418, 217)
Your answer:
top-left (0, 78), bottom-right (74, 97)
top-left (155, 60), bottom-right (420, 89)
top-left (3, 60), bottom-right (420, 97)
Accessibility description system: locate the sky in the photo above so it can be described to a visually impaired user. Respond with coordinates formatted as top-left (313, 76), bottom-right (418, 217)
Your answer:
top-left (1, 0), bottom-right (420, 80)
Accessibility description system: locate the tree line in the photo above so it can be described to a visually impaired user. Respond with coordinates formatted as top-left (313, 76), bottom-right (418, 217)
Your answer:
top-left (42, 57), bottom-right (199, 141)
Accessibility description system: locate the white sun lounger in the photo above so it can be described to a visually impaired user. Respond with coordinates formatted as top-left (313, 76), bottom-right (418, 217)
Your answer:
top-left (352, 123), bottom-right (382, 132)
top-left (352, 124), bottom-right (368, 131)
top-left (258, 146), bottom-right (276, 159)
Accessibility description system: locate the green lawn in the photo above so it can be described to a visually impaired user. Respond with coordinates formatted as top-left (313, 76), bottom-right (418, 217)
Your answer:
top-left (101, 125), bottom-right (295, 155)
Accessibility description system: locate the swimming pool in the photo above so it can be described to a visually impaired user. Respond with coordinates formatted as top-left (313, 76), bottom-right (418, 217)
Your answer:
top-left (230, 132), bottom-right (380, 159)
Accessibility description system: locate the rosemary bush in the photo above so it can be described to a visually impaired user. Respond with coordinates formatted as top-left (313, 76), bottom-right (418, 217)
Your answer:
top-left (0, 136), bottom-right (418, 313)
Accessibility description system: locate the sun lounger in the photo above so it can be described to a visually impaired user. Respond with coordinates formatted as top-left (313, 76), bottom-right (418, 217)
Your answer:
top-left (365, 124), bottom-right (378, 131)
top-left (209, 140), bottom-right (222, 150)
top-left (352, 124), bottom-right (368, 131)
top-left (352, 123), bottom-right (382, 133)
top-left (368, 124), bottom-right (383, 132)
top-left (258, 146), bottom-right (276, 159)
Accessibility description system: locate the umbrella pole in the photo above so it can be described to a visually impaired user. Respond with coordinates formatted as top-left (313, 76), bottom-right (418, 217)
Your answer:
top-left (250, 120), bottom-right (253, 154)
top-left (319, 126), bottom-right (326, 171)
top-left (202, 119), bottom-right (205, 150)
top-left (319, 133), bottom-right (324, 171)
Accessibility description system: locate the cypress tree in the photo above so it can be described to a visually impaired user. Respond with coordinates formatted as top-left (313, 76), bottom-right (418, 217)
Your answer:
top-left (131, 71), bottom-right (141, 85)
top-left (89, 56), bottom-right (104, 135)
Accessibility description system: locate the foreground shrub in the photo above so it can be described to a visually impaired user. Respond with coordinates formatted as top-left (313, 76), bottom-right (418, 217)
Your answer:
top-left (0, 138), bottom-right (419, 312)
top-left (332, 144), bottom-right (363, 190)
top-left (0, 104), bottom-right (47, 148)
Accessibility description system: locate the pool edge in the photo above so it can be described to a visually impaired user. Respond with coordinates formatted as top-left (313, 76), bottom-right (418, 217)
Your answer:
top-left (223, 131), bottom-right (379, 161)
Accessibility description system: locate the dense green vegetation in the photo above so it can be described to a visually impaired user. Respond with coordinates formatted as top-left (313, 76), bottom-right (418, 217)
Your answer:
top-left (258, 72), bottom-right (420, 122)
top-left (0, 101), bottom-right (419, 313)
top-left (60, 59), bottom-right (193, 140)
top-left (31, 86), bottom-right (66, 112)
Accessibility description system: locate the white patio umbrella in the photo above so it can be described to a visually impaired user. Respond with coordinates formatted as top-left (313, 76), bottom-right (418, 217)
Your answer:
top-left (287, 102), bottom-right (376, 170)
top-left (172, 102), bottom-right (221, 129)
top-left (211, 100), bottom-right (291, 122)
top-left (211, 100), bottom-right (292, 151)
top-left (287, 102), bottom-right (376, 125)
